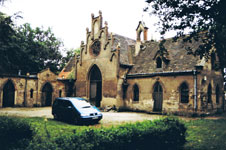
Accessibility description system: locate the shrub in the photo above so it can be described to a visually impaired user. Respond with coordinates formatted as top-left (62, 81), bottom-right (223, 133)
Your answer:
top-left (0, 116), bottom-right (34, 150)
top-left (55, 117), bottom-right (186, 150)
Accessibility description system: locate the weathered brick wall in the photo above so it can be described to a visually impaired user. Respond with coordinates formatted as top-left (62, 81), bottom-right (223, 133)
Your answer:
top-left (126, 75), bottom-right (195, 113)
top-left (0, 69), bottom-right (66, 107)
top-left (75, 12), bottom-right (119, 107)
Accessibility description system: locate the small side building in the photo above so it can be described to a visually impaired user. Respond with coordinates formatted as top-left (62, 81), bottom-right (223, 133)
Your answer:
top-left (0, 68), bottom-right (66, 107)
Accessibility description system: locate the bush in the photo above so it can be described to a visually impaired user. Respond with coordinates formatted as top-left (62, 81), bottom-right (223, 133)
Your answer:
top-left (0, 116), bottom-right (186, 150)
top-left (0, 116), bottom-right (34, 150)
top-left (55, 117), bottom-right (186, 150)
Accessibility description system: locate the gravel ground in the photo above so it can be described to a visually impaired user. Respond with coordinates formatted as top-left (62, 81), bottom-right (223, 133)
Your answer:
top-left (0, 107), bottom-right (224, 125)
top-left (0, 107), bottom-right (163, 125)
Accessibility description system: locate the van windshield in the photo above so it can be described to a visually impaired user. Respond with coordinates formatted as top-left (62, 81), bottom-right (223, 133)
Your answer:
top-left (71, 100), bottom-right (92, 109)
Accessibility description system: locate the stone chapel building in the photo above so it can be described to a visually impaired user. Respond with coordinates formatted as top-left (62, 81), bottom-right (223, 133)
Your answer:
top-left (0, 11), bottom-right (224, 115)
top-left (72, 11), bottom-right (224, 114)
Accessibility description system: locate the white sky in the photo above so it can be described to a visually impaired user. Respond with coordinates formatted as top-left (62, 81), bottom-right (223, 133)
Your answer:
top-left (1, 0), bottom-right (168, 51)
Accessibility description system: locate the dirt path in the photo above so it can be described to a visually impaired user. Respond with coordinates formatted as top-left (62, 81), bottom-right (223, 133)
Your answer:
top-left (0, 107), bottom-right (163, 125)
top-left (0, 107), bottom-right (225, 125)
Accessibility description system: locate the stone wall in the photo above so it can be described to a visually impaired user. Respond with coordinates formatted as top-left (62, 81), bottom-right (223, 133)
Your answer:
top-left (0, 69), bottom-right (66, 108)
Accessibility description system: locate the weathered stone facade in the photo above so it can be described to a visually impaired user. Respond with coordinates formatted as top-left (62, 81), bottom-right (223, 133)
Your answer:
top-left (73, 11), bottom-right (224, 114)
top-left (0, 68), bottom-right (66, 107)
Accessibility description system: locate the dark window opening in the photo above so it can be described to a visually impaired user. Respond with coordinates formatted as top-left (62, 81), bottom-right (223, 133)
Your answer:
top-left (216, 85), bottom-right (219, 104)
top-left (156, 57), bottom-right (162, 68)
top-left (59, 90), bottom-right (62, 97)
top-left (30, 89), bottom-right (34, 98)
top-left (208, 84), bottom-right (212, 103)
top-left (180, 82), bottom-right (189, 103)
top-left (211, 53), bottom-right (216, 70)
top-left (133, 84), bottom-right (139, 101)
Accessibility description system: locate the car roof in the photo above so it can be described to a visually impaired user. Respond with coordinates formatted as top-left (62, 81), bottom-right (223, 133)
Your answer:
top-left (55, 97), bottom-right (87, 101)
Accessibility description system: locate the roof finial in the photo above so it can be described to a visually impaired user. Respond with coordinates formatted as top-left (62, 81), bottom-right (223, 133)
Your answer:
top-left (99, 10), bottom-right (102, 16)
top-left (105, 21), bottom-right (108, 27)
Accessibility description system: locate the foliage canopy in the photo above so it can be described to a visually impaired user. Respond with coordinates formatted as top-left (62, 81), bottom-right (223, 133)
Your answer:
top-left (0, 12), bottom-right (64, 74)
top-left (145, 0), bottom-right (226, 70)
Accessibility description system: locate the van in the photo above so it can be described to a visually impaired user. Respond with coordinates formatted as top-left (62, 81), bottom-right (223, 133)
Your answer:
top-left (52, 97), bottom-right (103, 124)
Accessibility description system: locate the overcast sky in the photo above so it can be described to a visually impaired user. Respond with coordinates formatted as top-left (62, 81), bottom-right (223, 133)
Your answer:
top-left (1, 0), bottom-right (168, 51)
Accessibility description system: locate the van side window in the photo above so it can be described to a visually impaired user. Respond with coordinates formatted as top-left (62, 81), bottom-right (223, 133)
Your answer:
top-left (63, 101), bottom-right (72, 107)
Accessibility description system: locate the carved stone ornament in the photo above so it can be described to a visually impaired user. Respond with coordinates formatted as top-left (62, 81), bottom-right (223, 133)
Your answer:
top-left (91, 41), bottom-right (101, 56)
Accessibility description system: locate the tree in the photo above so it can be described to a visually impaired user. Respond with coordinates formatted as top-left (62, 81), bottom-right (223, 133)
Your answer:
top-left (60, 48), bottom-right (80, 70)
top-left (0, 12), bottom-right (17, 73)
top-left (0, 12), bottom-right (64, 75)
top-left (145, 0), bottom-right (226, 70)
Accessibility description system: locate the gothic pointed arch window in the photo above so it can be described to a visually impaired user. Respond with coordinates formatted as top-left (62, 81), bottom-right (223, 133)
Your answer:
top-left (180, 82), bottom-right (189, 103)
top-left (156, 57), bottom-right (162, 68)
top-left (133, 84), bottom-right (139, 102)
top-left (207, 83), bottom-right (212, 103)
top-left (216, 85), bottom-right (219, 104)
top-left (30, 89), bottom-right (34, 98)
top-left (59, 90), bottom-right (62, 97)
top-left (211, 52), bottom-right (216, 70)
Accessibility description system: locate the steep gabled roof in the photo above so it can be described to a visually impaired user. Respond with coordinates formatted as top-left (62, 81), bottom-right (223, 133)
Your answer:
top-left (58, 57), bottom-right (75, 79)
top-left (128, 37), bottom-right (202, 75)
top-left (112, 34), bottom-right (136, 65)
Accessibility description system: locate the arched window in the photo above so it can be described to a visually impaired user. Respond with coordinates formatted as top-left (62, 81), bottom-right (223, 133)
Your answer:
top-left (216, 85), bottom-right (219, 104)
top-left (156, 57), bottom-right (162, 68)
top-left (211, 53), bottom-right (216, 70)
top-left (30, 89), bottom-right (34, 98)
top-left (208, 84), bottom-right (212, 103)
top-left (139, 31), bottom-right (144, 41)
top-left (180, 82), bottom-right (189, 103)
top-left (59, 90), bottom-right (62, 97)
top-left (133, 84), bottom-right (139, 101)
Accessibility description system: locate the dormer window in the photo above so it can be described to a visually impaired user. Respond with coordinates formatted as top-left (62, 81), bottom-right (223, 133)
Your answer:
top-left (156, 57), bottom-right (162, 68)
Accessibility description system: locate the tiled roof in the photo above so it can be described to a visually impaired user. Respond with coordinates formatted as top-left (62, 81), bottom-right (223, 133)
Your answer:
top-left (128, 37), bottom-right (202, 74)
top-left (58, 57), bottom-right (75, 79)
top-left (112, 34), bottom-right (135, 65)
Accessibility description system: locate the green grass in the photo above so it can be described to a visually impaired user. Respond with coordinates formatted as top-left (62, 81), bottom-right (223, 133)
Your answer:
top-left (21, 117), bottom-right (91, 137)
top-left (184, 119), bottom-right (226, 150)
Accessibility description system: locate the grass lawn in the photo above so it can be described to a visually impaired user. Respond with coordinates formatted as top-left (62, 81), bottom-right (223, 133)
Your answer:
top-left (184, 118), bottom-right (226, 150)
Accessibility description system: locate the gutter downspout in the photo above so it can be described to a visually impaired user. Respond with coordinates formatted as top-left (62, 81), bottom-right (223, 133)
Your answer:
top-left (193, 70), bottom-right (197, 111)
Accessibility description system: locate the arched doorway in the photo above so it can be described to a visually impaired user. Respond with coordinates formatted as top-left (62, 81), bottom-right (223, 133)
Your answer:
top-left (153, 82), bottom-right (163, 111)
top-left (3, 80), bottom-right (15, 107)
top-left (42, 82), bottom-right (53, 106)
top-left (89, 65), bottom-right (102, 107)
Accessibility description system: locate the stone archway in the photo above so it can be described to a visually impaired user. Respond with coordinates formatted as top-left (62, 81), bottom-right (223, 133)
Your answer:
top-left (153, 82), bottom-right (163, 111)
top-left (3, 80), bottom-right (15, 107)
top-left (41, 82), bottom-right (53, 106)
top-left (89, 65), bottom-right (102, 107)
